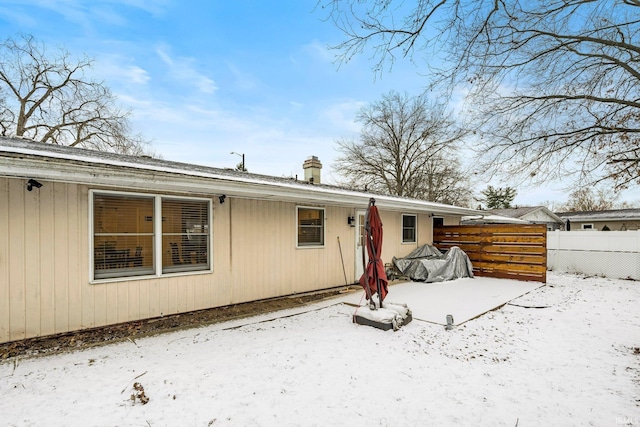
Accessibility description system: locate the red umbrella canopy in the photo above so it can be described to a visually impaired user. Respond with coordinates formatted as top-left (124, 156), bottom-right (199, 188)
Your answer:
top-left (359, 202), bottom-right (389, 301)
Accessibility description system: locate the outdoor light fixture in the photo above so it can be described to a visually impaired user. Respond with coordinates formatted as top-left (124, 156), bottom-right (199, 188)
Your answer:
top-left (218, 195), bottom-right (226, 204)
top-left (26, 179), bottom-right (43, 191)
top-left (347, 216), bottom-right (355, 226)
top-left (445, 314), bottom-right (455, 331)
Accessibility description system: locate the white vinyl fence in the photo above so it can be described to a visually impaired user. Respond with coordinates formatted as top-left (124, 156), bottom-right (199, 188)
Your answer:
top-left (547, 230), bottom-right (640, 280)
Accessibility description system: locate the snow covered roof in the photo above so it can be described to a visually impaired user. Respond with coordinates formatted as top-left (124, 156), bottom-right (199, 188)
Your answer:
top-left (556, 209), bottom-right (640, 222)
top-left (461, 214), bottom-right (530, 224)
top-left (489, 206), bottom-right (563, 223)
top-left (0, 136), bottom-right (479, 216)
top-left (489, 207), bottom-right (539, 218)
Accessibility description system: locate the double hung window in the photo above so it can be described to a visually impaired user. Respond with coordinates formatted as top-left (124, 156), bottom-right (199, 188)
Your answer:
top-left (297, 207), bottom-right (325, 247)
top-left (402, 214), bottom-right (417, 243)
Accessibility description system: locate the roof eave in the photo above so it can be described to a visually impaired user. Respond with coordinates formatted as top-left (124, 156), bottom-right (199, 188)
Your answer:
top-left (0, 154), bottom-right (478, 216)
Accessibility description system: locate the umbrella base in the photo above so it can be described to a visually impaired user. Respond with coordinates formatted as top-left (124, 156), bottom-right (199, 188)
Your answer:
top-left (352, 302), bottom-right (412, 331)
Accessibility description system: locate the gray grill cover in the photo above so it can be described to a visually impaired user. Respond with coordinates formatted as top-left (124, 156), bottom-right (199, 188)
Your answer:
top-left (391, 245), bottom-right (474, 282)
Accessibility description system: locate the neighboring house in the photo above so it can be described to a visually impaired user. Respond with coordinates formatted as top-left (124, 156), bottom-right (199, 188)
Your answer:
top-left (556, 209), bottom-right (640, 231)
top-left (486, 207), bottom-right (565, 230)
top-left (0, 137), bottom-right (478, 343)
top-left (461, 213), bottom-right (530, 225)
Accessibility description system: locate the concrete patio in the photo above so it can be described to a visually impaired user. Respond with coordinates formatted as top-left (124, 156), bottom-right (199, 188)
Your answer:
top-left (205, 277), bottom-right (544, 330)
top-left (341, 277), bottom-right (543, 326)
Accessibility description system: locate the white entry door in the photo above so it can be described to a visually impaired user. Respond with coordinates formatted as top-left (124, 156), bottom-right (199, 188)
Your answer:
top-left (355, 210), bottom-right (367, 281)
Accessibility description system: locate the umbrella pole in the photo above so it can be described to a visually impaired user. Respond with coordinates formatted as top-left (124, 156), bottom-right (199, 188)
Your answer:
top-left (369, 241), bottom-right (382, 309)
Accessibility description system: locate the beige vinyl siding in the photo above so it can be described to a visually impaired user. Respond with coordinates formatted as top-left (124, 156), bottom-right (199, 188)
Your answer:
top-left (417, 213), bottom-right (433, 244)
top-left (0, 178), bottom-right (11, 343)
top-left (1, 175), bottom-right (455, 344)
top-left (0, 178), bottom-right (223, 342)
top-left (227, 199), bottom-right (354, 303)
top-left (443, 215), bottom-right (460, 226)
top-left (1, 179), bottom-right (88, 343)
top-left (376, 211), bottom-right (432, 263)
top-left (0, 179), bottom-right (360, 343)
top-left (377, 212), bottom-right (438, 263)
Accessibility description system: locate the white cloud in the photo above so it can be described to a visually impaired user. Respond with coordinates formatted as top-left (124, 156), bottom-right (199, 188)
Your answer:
top-left (90, 6), bottom-right (127, 26)
top-left (0, 6), bottom-right (38, 27)
top-left (33, 0), bottom-right (169, 19)
top-left (320, 99), bottom-right (364, 135)
top-left (118, 94), bottom-right (342, 179)
top-left (226, 62), bottom-right (259, 91)
top-left (34, 0), bottom-right (93, 32)
top-left (95, 55), bottom-right (151, 86)
top-left (302, 39), bottom-right (333, 63)
top-left (1, 0), bottom-right (171, 38)
top-left (128, 66), bottom-right (150, 84)
top-left (116, 0), bottom-right (170, 17)
top-left (155, 45), bottom-right (218, 94)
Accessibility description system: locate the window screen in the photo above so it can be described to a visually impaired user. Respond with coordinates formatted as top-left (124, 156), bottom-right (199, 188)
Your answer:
top-left (298, 207), bottom-right (324, 246)
top-left (93, 194), bottom-right (155, 279)
top-left (162, 198), bottom-right (210, 273)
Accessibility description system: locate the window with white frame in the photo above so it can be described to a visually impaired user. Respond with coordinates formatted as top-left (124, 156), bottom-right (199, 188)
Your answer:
top-left (92, 191), bottom-right (211, 280)
top-left (297, 207), bottom-right (325, 247)
top-left (402, 214), bottom-right (417, 243)
top-left (582, 223), bottom-right (594, 230)
top-left (162, 198), bottom-right (210, 274)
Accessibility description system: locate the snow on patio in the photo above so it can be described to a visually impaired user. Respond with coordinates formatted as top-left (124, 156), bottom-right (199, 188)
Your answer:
top-left (1, 271), bottom-right (639, 426)
top-left (343, 276), bottom-right (542, 326)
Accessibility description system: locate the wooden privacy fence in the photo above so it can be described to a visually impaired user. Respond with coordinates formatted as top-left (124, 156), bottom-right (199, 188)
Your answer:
top-left (433, 224), bottom-right (547, 283)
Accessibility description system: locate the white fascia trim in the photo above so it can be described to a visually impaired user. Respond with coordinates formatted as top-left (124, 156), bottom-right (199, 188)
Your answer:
top-left (0, 154), bottom-right (479, 217)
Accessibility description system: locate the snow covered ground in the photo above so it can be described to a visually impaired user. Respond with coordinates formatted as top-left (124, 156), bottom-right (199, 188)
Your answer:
top-left (1, 271), bottom-right (639, 426)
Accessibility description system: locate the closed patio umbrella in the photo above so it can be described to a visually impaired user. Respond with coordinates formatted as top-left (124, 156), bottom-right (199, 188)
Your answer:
top-left (359, 198), bottom-right (388, 307)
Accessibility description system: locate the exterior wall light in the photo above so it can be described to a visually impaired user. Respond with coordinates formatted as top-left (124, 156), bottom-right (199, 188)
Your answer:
top-left (27, 179), bottom-right (43, 191)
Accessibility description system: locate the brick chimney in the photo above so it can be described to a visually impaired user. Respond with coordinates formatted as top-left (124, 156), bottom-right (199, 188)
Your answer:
top-left (303, 156), bottom-right (322, 184)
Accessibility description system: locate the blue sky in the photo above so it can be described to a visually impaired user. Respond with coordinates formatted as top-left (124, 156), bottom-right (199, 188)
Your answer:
top-left (1, 1), bottom-right (427, 177)
top-left (1, 0), bottom-right (634, 207)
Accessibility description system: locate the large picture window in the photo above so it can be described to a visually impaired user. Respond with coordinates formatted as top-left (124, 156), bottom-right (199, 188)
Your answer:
top-left (297, 207), bottom-right (325, 247)
top-left (402, 214), bottom-right (417, 243)
top-left (92, 191), bottom-right (211, 280)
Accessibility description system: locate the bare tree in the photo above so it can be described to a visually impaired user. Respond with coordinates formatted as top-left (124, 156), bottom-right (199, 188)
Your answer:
top-left (419, 154), bottom-right (473, 207)
top-left (0, 34), bottom-right (150, 154)
top-left (557, 188), bottom-right (617, 212)
top-left (335, 91), bottom-right (470, 205)
top-left (319, 0), bottom-right (640, 191)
